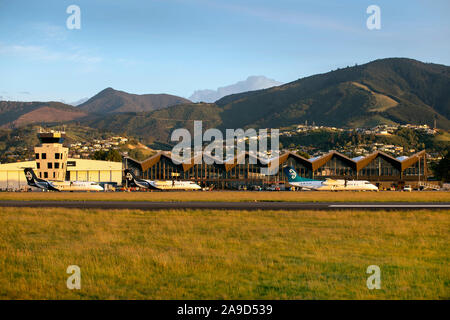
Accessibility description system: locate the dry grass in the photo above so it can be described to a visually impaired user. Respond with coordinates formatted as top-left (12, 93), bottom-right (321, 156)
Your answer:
top-left (0, 207), bottom-right (448, 299)
top-left (0, 191), bottom-right (449, 203)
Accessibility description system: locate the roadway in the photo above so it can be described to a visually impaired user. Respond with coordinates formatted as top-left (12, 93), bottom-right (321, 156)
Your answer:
top-left (0, 200), bottom-right (449, 211)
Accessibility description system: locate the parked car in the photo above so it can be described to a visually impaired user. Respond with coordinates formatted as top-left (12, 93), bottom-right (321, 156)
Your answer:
top-left (403, 185), bottom-right (412, 192)
top-left (266, 185), bottom-right (281, 191)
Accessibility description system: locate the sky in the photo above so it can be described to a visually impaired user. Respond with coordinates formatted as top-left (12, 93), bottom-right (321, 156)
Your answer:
top-left (0, 0), bottom-right (449, 102)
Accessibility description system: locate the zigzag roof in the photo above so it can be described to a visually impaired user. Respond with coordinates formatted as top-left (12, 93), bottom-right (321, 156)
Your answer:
top-left (127, 150), bottom-right (427, 173)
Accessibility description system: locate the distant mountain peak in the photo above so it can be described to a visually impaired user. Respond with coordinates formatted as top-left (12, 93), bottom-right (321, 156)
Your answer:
top-left (189, 75), bottom-right (283, 103)
top-left (69, 97), bottom-right (89, 106)
top-left (78, 88), bottom-right (191, 114)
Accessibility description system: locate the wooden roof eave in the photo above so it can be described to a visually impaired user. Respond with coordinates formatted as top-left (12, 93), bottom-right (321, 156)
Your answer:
top-left (355, 151), bottom-right (404, 171)
top-left (400, 150), bottom-right (426, 171)
top-left (311, 151), bottom-right (357, 171)
top-left (273, 152), bottom-right (313, 170)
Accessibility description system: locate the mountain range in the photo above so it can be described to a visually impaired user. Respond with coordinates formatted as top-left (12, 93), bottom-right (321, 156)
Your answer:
top-left (214, 58), bottom-right (450, 129)
top-left (1, 58), bottom-right (449, 143)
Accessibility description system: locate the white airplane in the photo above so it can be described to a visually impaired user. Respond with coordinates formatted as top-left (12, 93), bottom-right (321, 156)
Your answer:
top-left (283, 167), bottom-right (378, 191)
top-left (24, 168), bottom-right (104, 192)
top-left (124, 169), bottom-right (202, 191)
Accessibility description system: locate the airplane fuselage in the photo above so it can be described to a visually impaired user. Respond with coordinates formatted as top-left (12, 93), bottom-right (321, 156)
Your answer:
top-left (289, 179), bottom-right (378, 191)
top-left (50, 181), bottom-right (104, 192)
top-left (134, 178), bottom-right (201, 191)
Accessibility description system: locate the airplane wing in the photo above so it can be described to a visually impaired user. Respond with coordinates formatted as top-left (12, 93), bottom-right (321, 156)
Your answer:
top-left (322, 179), bottom-right (343, 186)
top-left (47, 181), bottom-right (61, 192)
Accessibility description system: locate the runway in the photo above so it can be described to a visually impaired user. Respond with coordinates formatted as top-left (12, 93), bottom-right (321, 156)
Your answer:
top-left (0, 200), bottom-right (449, 211)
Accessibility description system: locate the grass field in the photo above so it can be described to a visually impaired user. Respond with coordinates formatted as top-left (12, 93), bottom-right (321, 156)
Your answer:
top-left (0, 207), bottom-right (448, 299)
top-left (0, 191), bottom-right (449, 203)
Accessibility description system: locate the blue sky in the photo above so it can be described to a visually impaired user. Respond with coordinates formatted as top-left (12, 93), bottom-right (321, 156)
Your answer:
top-left (0, 0), bottom-right (449, 102)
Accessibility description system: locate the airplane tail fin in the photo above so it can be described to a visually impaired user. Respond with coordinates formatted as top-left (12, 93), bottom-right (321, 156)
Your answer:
top-left (24, 168), bottom-right (40, 186)
top-left (23, 167), bottom-right (60, 191)
top-left (283, 166), bottom-right (314, 182)
top-left (124, 169), bottom-right (138, 185)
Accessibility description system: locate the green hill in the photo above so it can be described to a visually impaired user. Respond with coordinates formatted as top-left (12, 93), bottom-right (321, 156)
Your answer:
top-left (82, 103), bottom-right (223, 143)
top-left (78, 87), bottom-right (191, 113)
top-left (0, 101), bottom-right (87, 128)
top-left (216, 58), bottom-right (450, 129)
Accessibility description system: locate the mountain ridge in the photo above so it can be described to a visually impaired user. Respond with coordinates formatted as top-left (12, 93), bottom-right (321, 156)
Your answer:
top-left (78, 87), bottom-right (192, 113)
top-left (216, 58), bottom-right (450, 129)
top-left (1, 58), bottom-right (449, 140)
top-left (0, 101), bottom-right (88, 129)
top-left (82, 58), bottom-right (449, 143)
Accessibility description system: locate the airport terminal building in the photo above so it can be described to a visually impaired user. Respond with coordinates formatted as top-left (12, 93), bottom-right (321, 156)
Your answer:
top-left (0, 129), bottom-right (431, 191)
top-left (124, 149), bottom-right (430, 190)
top-left (0, 131), bottom-right (122, 190)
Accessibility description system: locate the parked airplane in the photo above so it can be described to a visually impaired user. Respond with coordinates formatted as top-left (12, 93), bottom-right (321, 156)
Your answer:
top-left (283, 167), bottom-right (378, 191)
top-left (24, 168), bottom-right (104, 192)
top-left (124, 169), bottom-right (202, 191)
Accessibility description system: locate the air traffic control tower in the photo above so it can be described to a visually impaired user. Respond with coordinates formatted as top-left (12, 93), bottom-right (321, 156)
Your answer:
top-left (34, 130), bottom-right (68, 181)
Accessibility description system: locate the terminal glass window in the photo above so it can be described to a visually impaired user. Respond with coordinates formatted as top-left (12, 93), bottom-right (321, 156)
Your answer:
top-left (358, 157), bottom-right (400, 177)
top-left (315, 156), bottom-right (355, 177)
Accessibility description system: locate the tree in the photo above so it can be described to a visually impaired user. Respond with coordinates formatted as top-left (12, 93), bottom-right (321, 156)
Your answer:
top-left (105, 149), bottom-right (122, 162)
top-left (129, 149), bottom-right (145, 161)
top-left (432, 149), bottom-right (450, 182)
top-left (92, 150), bottom-right (107, 160)
top-left (92, 149), bottom-right (122, 162)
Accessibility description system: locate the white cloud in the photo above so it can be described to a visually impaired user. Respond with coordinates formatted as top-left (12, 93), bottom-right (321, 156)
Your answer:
top-left (0, 43), bottom-right (102, 64)
top-left (190, 0), bottom-right (359, 33)
top-left (34, 23), bottom-right (68, 41)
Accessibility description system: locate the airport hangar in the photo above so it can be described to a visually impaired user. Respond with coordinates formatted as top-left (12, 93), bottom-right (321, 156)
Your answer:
top-left (0, 131), bottom-right (122, 190)
top-left (124, 149), bottom-right (431, 190)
